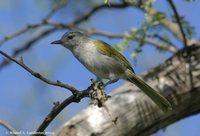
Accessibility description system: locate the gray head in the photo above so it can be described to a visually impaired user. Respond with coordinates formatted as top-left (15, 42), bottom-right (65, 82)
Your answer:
top-left (51, 31), bottom-right (89, 49)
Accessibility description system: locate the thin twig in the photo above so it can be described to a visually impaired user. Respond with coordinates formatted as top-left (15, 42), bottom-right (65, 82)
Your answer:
top-left (69, 3), bottom-right (129, 26)
top-left (45, 0), bottom-right (69, 19)
top-left (167, 0), bottom-right (188, 47)
top-left (147, 34), bottom-right (177, 48)
top-left (0, 24), bottom-right (41, 46)
top-left (144, 38), bottom-right (178, 52)
top-left (0, 50), bottom-right (78, 94)
top-left (85, 29), bottom-right (178, 52)
top-left (0, 28), bottom-right (57, 70)
top-left (0, 0), bottom-right (68, 47)
top-left (0, 120), bottom-right (19, 136)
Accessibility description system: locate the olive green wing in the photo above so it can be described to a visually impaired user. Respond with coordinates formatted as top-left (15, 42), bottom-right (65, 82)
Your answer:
top-left (93, 39), bottom-right (134, 72)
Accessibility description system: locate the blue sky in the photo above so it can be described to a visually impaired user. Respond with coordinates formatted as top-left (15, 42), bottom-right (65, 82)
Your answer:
top-left (0, 0), bottom-right (200, 135)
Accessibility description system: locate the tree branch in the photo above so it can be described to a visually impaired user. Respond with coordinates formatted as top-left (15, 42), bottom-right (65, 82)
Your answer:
top-left (69, 3), bottom-right (130, 26)
top-left (147, 34), bottom-right (177, 48)
top-left (167, 0), bottom-right (188, 47)
top-left (122, 0), bottom-right (194, 46)
top-left (33, 93), bottom-right (88, 136)
top-left (0, 0), bottom-right (69, 47)
top-left (0, 120), bottom-right (19, 136)
top-left (0, 24), bottom-right (41, 46)
top-left (45, 0), bottom-right (69, 19)
top-left (145, 7), bottom-right (195, 46)
top-left (0, 50), bottom-right (78, 94)
top-left (144, 38), bottom-right (177, 52)
top-left (85, 29), bottom-right (178, 52)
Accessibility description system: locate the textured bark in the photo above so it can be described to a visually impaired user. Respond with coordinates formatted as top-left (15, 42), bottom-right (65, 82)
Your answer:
top-left (54, 45), bottom-right (200, 136)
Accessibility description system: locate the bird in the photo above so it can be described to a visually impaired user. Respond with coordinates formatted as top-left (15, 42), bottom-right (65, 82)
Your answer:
top-left (51, 31), bottom-right (172, 112)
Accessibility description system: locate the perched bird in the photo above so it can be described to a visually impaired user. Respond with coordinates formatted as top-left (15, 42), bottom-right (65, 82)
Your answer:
top-left (51, 31), bottom-right (172, 112)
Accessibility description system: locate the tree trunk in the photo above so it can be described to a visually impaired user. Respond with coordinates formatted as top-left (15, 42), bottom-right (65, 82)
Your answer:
top-left (54, 45), bottom-right (200, 136)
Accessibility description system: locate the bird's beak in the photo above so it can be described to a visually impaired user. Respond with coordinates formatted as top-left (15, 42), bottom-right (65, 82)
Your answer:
top-left (51, 40), bottom-right (62, 44)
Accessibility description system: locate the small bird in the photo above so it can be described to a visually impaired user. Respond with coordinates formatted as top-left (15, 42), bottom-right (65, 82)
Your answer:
top-left (51, 31), bottom-right (172, 112)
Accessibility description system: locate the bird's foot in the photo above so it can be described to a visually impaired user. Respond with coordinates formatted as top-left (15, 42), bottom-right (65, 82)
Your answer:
top-left (89, 79), bottom-right (111, 107)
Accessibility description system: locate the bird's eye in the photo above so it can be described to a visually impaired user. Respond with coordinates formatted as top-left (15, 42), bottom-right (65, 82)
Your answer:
top-left (68, 34), bottom-right (74, 39)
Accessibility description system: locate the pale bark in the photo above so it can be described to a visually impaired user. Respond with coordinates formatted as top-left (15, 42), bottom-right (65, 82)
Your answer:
top-left (54, 44), bottom-right (200, 136)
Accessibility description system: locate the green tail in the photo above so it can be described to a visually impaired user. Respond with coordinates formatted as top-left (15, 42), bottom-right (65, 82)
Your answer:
top-left (127, 72), bottom-right (172, 112)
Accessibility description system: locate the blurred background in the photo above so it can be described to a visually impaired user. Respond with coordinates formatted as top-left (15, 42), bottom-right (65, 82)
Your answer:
top-left (0, 0), bottom-right (200, 135)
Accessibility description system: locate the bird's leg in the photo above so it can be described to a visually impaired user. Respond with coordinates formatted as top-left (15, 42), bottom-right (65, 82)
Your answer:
top-left (104, 79), bottom-right (119, 87)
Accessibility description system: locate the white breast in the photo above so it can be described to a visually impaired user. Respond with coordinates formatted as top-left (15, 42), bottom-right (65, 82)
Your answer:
top-left (73, 41), bottom-right (97, 66)
top-left (71, 41), bottom-right (125, 80)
